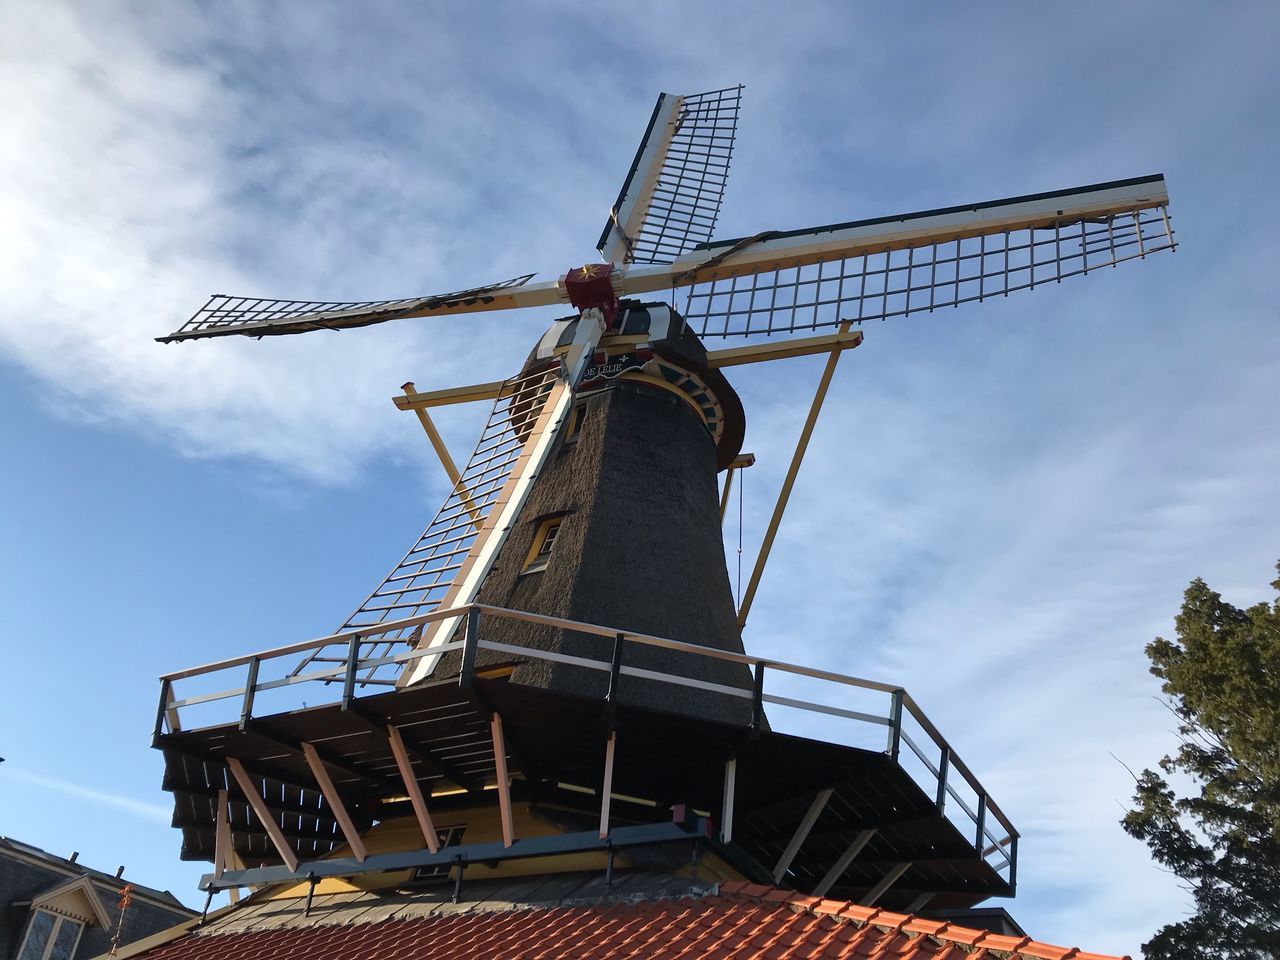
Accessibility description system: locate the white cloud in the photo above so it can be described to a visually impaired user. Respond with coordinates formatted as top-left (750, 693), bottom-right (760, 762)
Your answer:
top-left (3, 2), bottom-right (1279, 954)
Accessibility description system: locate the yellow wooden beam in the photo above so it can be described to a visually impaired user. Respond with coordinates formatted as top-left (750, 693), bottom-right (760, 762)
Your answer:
top-left (399, 382), bottom-right (483, 527)
top-left (737, 322), bottom-right (853, 628)
top-left (705, 328), bottom-right (862, 369)
top-left (393, 380), bottom-right (505, 411)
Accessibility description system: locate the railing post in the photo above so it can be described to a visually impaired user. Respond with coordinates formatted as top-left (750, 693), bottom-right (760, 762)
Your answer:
top-left (1009, 835), bottom-right (1019, 895)
top-left (604, 633), bottom-right (624, 726)
top-left (459, 607), bottom-right (481, 689)
top-left (152, 678), bottom-right (172, 746)
top-left (606, 633), bottom-right (624, 702)
top-left (974, 792), bottom-right (988, 851)
top-left (887, 690), bottom-right (904, 761)
top-left (341, 634), bottom-right (360, 711)
top-left (751, 662), bottom-right (766, 731)
top-left (239, 657), bottom-right (260, 732)
top-left (935, 747), bottom-right (950, 810)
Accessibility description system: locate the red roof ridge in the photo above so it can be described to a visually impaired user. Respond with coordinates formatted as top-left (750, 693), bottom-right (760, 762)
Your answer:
top-left (716, 880), bottom-right (1130, 960)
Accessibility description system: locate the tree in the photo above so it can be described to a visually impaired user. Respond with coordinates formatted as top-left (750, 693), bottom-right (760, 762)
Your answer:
top-left (1122, 563), bottom-right (1280, 959)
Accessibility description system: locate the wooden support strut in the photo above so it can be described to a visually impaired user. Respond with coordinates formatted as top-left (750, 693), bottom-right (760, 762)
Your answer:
top-left (859, 862), bottom-right (912, 907)
top-left (399, 382), bottom-right (483, 527)
top-left (738, 321), bottom-right (857, 627)
top-left (491, 714), bottom-right (515, 848)
top-left (387, 724), bottom-right (440, 854)
top-left (301, 742), bottom-right (368, 862)
top-left (213, 789), bottom-right (230, 881)
top-left (772, 788), bottom-right (833, 884)
top-left (225, 757), bottom-right (300, 873)
top-left (599, 732), bottom-right (617, 839)
top-left (720, 758), bottom-right (737, 844)
top-left (811, 827), bottom-right (876, 898)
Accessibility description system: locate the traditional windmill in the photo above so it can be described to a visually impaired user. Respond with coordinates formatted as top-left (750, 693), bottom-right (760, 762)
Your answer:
top-left (147, 85), bottom-right (1174, 941)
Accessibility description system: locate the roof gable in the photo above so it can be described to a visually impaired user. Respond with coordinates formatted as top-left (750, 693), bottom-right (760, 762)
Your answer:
top-left (31, 875), bottom-right (113, 928)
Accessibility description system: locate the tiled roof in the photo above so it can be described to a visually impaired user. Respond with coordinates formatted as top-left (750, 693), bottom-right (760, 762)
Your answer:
top-left (125, 879), bottom-right (1127, 960)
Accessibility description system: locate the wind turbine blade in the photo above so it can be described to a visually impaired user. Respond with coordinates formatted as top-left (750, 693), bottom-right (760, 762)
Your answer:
top-left (597, 85), bottom-right (744, 266)
top-left (613, 174), bottom-right (1175, 338)
top-left (157, 273), bottom-right (561, 343)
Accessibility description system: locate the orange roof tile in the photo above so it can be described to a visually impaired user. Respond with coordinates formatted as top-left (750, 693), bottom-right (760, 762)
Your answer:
top-left (129, 880), bottom-right (1129, 960)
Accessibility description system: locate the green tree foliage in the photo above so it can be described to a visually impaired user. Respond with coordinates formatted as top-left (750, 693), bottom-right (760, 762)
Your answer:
top-left (1122, 564), bottom-right (1280, 959)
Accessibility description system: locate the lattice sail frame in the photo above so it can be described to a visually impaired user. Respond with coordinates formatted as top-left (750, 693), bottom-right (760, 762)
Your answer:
top-left (598, 86), bottom-right (743, 266)
top-left (291, 360), bottom-right (565, 684)
top-left (159, 274), bottom-right (536, 342)
top-left (677, 207), bottom-right (1175, 337)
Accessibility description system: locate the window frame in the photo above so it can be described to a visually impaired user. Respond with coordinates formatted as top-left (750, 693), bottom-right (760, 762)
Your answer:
top-left (16, 909), bottom-right (84, 960)
top-left (521, 516), bottom-right (564, 574)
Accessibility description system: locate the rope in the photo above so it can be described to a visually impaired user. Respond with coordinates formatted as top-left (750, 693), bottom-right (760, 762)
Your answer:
top-left (607, 207), bottom-right (638, 264)
top-left (671, 230), bottom-right (781, 287)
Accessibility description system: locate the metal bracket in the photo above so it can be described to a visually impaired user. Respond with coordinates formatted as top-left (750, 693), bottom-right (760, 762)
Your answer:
top-left (200, 818), bottom-right (713, 892)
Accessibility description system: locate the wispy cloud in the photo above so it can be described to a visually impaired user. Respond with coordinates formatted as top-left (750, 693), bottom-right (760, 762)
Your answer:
top-left (6, 769), bottom-right (171, 824)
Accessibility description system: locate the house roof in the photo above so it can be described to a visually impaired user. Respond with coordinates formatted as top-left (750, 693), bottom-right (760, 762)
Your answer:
top-left (0, 835), bottom-right (193, 914)
top-left (117, 877), bottom-right (1127, 960)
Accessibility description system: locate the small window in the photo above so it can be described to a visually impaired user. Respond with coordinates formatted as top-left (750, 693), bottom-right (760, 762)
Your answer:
top-left (522, 518), bottom-right (562, 574)
top-left (564, 404), bottom-right (587, 443)
top-left (408, 825), bottom-right (466, 884)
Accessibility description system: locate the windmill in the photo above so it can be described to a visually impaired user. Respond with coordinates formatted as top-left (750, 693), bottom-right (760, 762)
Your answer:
top-left (151, 86), bottom-right (1175, 915)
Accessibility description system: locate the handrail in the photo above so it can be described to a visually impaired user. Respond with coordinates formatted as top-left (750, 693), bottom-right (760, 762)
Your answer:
top-left (156, 601), bottom-right (1019, 856)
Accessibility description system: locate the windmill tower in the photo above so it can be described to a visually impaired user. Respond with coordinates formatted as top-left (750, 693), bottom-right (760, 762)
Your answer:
top-left (151, 86), bottom-right (1175, 923)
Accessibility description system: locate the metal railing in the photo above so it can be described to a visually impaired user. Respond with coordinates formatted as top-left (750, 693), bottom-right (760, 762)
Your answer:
top-left (155, 603), bottom-right (1017, 880)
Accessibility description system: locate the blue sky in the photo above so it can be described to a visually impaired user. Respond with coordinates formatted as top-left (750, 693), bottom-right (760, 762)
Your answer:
top-left (1, 1), bottom-right (1278, 953)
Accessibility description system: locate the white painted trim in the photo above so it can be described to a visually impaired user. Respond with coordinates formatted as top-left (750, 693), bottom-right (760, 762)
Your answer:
top-left (30, 875), bottom-right (112, 928)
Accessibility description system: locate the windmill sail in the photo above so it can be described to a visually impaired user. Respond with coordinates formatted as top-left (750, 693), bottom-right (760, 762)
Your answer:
top-left (158, 273), bottom-right (554, 343)
top-left (597, 85), bottom-right (743, 266)
top-left (678, 176), bottom-right (1175, 337)
top-left (291, 360), bottom-right (568, 684)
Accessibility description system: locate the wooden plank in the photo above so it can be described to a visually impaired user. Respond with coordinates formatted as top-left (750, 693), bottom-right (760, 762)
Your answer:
top-left (599, 732), bottom-right (617, 839)
top-left (738, 321), bottom-right (853, 627)
top-left (706, 329), bottom-right (862, 368)
top-left (301, 742), bottom-right (367, 863)
top-left (393, 380), bottom-right (506, 411)
top-left (387, 724), bottom-right (440, 854)
top-left (720, 758), bottom-right (737, 844)
top-left (225, 757), bottom-right (299, 873)
top-left (491, 714), bottom-right (514, 847)
top-left (213, 789), bottom-right (229, 880)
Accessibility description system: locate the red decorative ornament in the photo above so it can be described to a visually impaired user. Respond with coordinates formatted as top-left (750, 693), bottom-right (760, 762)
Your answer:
top-left (562, 262), bottom-right (620, 329)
